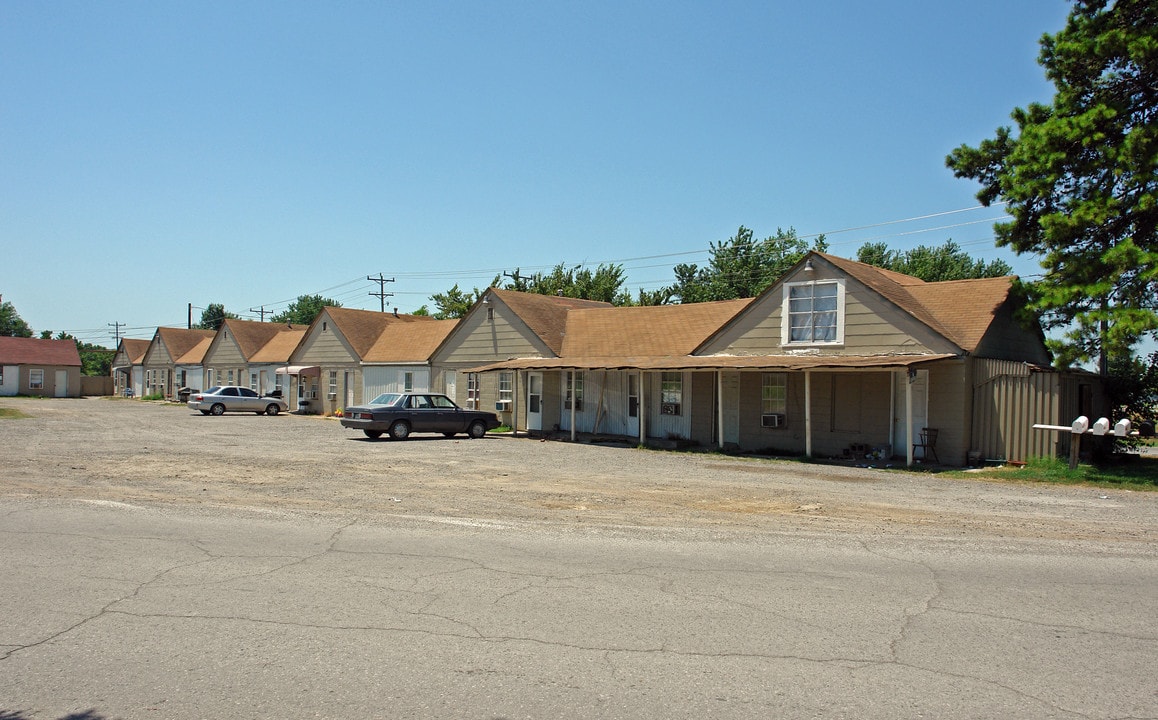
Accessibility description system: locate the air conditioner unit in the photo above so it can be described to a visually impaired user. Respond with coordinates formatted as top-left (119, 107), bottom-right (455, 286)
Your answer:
top-left (762, 413), bottom-right (786, 428)
top-left (495, 400), bottom-right (512, 411)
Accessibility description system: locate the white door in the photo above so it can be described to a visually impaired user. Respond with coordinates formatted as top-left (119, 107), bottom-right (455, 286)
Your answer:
top-left (893, 369), bottom-right (928, 455)
top-left (345, 371), bottom-right (355, 408)
top-left (54, 370), bottom-right (68, 397)
top-left (720, 371), bottom-right (740, 446)
top-left (445, 371), bottom-right (457, 404)
top-left (527, 372), bottom-right (543, 431)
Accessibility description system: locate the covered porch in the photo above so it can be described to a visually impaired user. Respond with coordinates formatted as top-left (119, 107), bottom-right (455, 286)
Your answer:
top-left (466, 353), bottom-right (955, 466)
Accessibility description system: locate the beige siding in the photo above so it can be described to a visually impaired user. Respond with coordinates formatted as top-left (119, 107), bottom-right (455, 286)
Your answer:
top-left (204, 337), bottom-right (245, 368)
top-left (689, 372), bottom-right (716, 445)
top-left (972, 368), bottom-right (1061, 462)
top-left (435, 305), bottom-right (551, 366)
top-left (701, 265), bottom-right (958, 356)
top-left (926, 360), bottom-right (970, 466)
top-left (973, 306), bottom-right (1052, 364)
top-left (292, 321), bottom-right (360, 366)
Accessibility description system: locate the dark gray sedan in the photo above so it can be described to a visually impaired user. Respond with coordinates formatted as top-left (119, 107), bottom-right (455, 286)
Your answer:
top-left (340, 392), bottom-right (501, 440)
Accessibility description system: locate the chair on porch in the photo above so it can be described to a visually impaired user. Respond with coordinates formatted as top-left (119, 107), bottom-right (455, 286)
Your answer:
top-left (913, 428), bottom-right (939, 464)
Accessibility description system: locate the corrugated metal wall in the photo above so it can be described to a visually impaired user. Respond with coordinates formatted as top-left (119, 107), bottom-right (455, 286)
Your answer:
top-left (971, 359), bottom-right (1063, 462)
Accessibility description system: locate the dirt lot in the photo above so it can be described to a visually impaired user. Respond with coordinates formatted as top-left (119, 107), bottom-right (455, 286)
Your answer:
top-left (1, 397), bottom-right (1155, 543)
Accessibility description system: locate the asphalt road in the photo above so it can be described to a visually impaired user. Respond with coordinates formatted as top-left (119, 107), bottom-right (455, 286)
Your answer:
top-left (2, 498), bottom-right (1155, 720)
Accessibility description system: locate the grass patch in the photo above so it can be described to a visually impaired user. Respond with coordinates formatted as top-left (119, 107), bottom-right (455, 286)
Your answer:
top-left (954, 455), bottom-right (1158, 490)
top-left (0, 406), bottom-right (31, 419)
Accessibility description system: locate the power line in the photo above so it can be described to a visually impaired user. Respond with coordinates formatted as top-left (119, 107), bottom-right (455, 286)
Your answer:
top-left (367, 274), bottom-right (395, 312)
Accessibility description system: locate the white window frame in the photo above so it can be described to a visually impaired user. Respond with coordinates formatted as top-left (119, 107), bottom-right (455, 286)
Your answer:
top-left (565, 372), bottom-right (584, 411)
top-left (29, 368), bottom-right (44, 390)
top-left (329, 370), bottom-right (338, 396)
top-left (403, 371), bottom-right (414, 392)
top-left (466, 373), bottom-right (480, 410)
top-left (498, 372), bottom-right (513, 404)
top-left (660, 372), bottom-right (682, 416)
top-left (781, 279), bottom-right (845, 346)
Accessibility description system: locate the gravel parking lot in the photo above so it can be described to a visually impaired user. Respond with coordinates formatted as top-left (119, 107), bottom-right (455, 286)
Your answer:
top-left (1, 397), bottom-right (1154, 543)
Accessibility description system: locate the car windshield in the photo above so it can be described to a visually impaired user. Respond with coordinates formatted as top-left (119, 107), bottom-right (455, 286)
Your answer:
top-left (367, 393), bottom-right (404, 407)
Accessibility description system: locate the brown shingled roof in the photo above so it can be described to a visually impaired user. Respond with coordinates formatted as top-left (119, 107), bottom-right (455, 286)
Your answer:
top-left (0, 336), bottom-right (82, 366)
top-left (364, 319), bottom-right (458, 363)
top-left (489, 289), bottom-right (612, 356)
top-left (220, 319), bottom-right (308, 360)
top-left (250, 325), bottom-right (308, 363)
top-left (814, 252), bottom-right (1014, 352)
top-left (156, 328), bottom-right (216, 364)
top-left (561, 299), bottom-right (751, 357)
top-left (118, 338), bottom-right (150, 364)
top-left (323, 307), bottom-right (441, 360)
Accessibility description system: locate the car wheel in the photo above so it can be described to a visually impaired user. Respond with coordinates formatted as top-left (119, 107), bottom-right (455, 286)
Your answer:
top-left (265, 404), bottom-right (280, 416)
top-left (468, 420), bottom-right (487, 439)
top-left (389, 420), bottom-right (411, 440)
top-left (364, 429), bottom-right (383, 439)
top-left (210, 404), bottom-right (225, 416)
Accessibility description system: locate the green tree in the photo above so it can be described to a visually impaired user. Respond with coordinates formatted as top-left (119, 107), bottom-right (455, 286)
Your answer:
top-left (0, 299), bottom-right (33, 337)
top-left (197, 303), bottom-right (239, 331)
top-left (511, 263), bottom-right (632, 304)
top-left (669, 226), bottom-right (827, 303)
top-left (946, 0), bottom-right (1158, 372)
top-left (855, 240), bottom-right (1013, 281)
top-left (429, 280), bottom-right (497, 320)
top-left (270, 295), bottom-right (341, 326)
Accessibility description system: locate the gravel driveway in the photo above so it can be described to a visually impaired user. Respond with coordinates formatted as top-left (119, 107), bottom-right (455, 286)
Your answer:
top-left (1, 397), bottom-right (1154, 544)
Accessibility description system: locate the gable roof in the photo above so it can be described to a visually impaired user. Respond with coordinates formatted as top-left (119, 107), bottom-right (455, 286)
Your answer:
top-left (320, 307), bottom-right (441, 360)
top-left (801, 253), bottom-right (1016, 353)
top-left (219, 319), bottom-right (308, 360)
top-left (561, 299), bottom-right (751, 358)
top-left (364, 319), bottom-right (458, 363)
top-left (489, 289), bottom-right (612, 356)
top-left (117, 338), bottom-right (150, 364)
top-left (249, 325), bottom-right (308, 363)
top-left (0, 336), bottom-right (82, 366)
top-left (152, 328), bottom-right (216, 365)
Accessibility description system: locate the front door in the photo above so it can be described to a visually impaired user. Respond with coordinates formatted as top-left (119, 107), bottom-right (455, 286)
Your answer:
top-left (527, 372), bottom-right (543, 432)
top-left (345, 371), bottom-right (355, 408)
top-left (54, 370), bottom-right (68, 397)
top-left (894, 369), bottom-right (929, 455)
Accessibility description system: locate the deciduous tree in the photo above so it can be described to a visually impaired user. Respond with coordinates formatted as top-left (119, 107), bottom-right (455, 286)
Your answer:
top-left (270, 295), bottom-right (340, 326)
top-left (855, 240), bottom-right (1013, 281)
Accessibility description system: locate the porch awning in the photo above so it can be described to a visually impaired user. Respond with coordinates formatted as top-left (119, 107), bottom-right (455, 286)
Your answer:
top-left (275, 365), bottom-right (321, 377)
top-left (463, 353), bottom-right (957, 373)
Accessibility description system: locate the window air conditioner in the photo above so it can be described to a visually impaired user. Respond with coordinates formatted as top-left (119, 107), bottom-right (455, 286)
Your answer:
top-left (762, 413), bottom-right (786, 428)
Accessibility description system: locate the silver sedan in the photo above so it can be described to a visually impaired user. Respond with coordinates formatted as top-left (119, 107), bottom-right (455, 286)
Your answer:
top-left (188, 386), bottom-right (288, 416)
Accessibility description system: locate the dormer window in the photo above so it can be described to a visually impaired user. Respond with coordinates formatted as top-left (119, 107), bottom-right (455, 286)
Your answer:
top-left (783, 279), bottom-right (845, 345)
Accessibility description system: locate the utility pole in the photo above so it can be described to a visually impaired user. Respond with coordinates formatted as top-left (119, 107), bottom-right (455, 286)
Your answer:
top-left (368, 274), bottom-right (395, 312)
top-left (504, 270), bottom-right (527, 287)
top-left (108, 321), bottom-right (125, 345)
top-left (250, 306), bottom-right (270, 322)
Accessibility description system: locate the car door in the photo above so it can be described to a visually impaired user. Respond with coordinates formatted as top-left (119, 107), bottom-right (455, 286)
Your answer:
top-left (239, 387), bottom-right (260, 411)
top-left (407, 394), bottom-right (436, 432)
top-left (218, 386), bottom-right (241, 411)
top-left (429, 394), bottom-right (462, 432)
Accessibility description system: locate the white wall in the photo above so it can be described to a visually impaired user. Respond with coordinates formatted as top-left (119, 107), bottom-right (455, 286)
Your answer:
top-left (1, 365), bottom-right (18, 396)
top-left (363, 366), bottom-right (431, 400)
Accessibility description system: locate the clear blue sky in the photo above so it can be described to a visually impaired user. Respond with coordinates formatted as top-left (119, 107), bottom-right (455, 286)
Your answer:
top-left (1, 1), bottom-right (1074, 345)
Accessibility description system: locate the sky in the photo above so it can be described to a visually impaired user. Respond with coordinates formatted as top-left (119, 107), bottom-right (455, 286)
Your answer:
top-left (1, 1), bottom-right (1076, 346)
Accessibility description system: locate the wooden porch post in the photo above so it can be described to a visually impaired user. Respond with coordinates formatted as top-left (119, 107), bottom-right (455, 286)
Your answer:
top-left (717, 371), bottom-right (724, 450)
top-left (638, 370), bottom-right (646, 446)
top-left (804, 370), bottom-right (813, 459)
top-left (570, 370), bottom-right (577, 442)
top-left (906, 370), bottom-right (915, 467)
